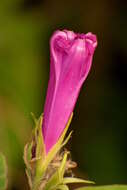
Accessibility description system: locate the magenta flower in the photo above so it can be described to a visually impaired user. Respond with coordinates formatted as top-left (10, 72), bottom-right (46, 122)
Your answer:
top-left (42, 30), bottom-right (97, 153)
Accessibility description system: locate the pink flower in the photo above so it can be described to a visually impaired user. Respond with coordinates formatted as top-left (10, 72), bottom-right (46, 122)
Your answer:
top-left (42, 30), bottom-right (97, 153)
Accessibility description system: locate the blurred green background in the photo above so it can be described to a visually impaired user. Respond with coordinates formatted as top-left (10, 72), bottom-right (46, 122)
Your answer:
top-left (0, 0), bottom-right (127, 189)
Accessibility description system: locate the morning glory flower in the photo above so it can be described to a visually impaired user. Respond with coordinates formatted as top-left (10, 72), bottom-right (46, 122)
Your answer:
top-left (42, 29), bottom-right (97, 153)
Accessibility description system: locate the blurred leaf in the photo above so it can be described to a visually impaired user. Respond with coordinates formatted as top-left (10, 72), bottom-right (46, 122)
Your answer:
top-left (76, 185), bottom-right (127, 190)
top-left (0, 153), bottom-right (7, 190)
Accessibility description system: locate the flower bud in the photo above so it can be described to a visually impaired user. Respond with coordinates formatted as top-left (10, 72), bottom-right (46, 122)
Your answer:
top-left (42, 30), bottom-right (97, 153)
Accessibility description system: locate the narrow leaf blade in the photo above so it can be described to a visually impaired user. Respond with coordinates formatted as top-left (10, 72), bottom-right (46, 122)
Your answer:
top-left (63, 177), bottom-right (94, 185)
top-left (76, 185), bottom-right (127, 190)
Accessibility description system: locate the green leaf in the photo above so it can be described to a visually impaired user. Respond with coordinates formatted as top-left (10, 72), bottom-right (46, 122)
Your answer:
top-left (76, 185), bottom-right (127, 190)
top-left (0, 153), bottom-right (7, 190)
top-left (63, 177), bottom-right (94, 185)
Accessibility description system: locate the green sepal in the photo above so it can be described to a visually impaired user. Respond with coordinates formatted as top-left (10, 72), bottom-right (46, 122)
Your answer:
top-left (31, 112), bottom-right (38, 125)
top-left (34, 115), bottom-right (46, 182)
top-left (35, 114), bottom-right (45, 159)
top-left (0, 153), bottom-right (8, 190)
top-left (35, 113), bottom-right (73, 178)
top-left (44, 152), bottom-right (68, 190)
top-left (26, 169), bottom-right (33, 189)
top-left (24, 142), bottom-right (33, 169)
top-left (24, 112), bottom-right (95, 190)
top-left (61, 131), bottom-right (73, 148)
top-left (33, 113), bottom-right (73, 189)
top-left (58, 152), bottom-right (68, 180)
top-left (24, 114), bottom-right (46, 189)
top-left (44, 150), bottom-right (93, 190)
top-left (44, 171), bottom-right (60, 190)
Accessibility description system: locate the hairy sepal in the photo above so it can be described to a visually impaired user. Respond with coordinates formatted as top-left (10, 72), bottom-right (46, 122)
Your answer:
top-left (24, 113), bottom-right (93, 190)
